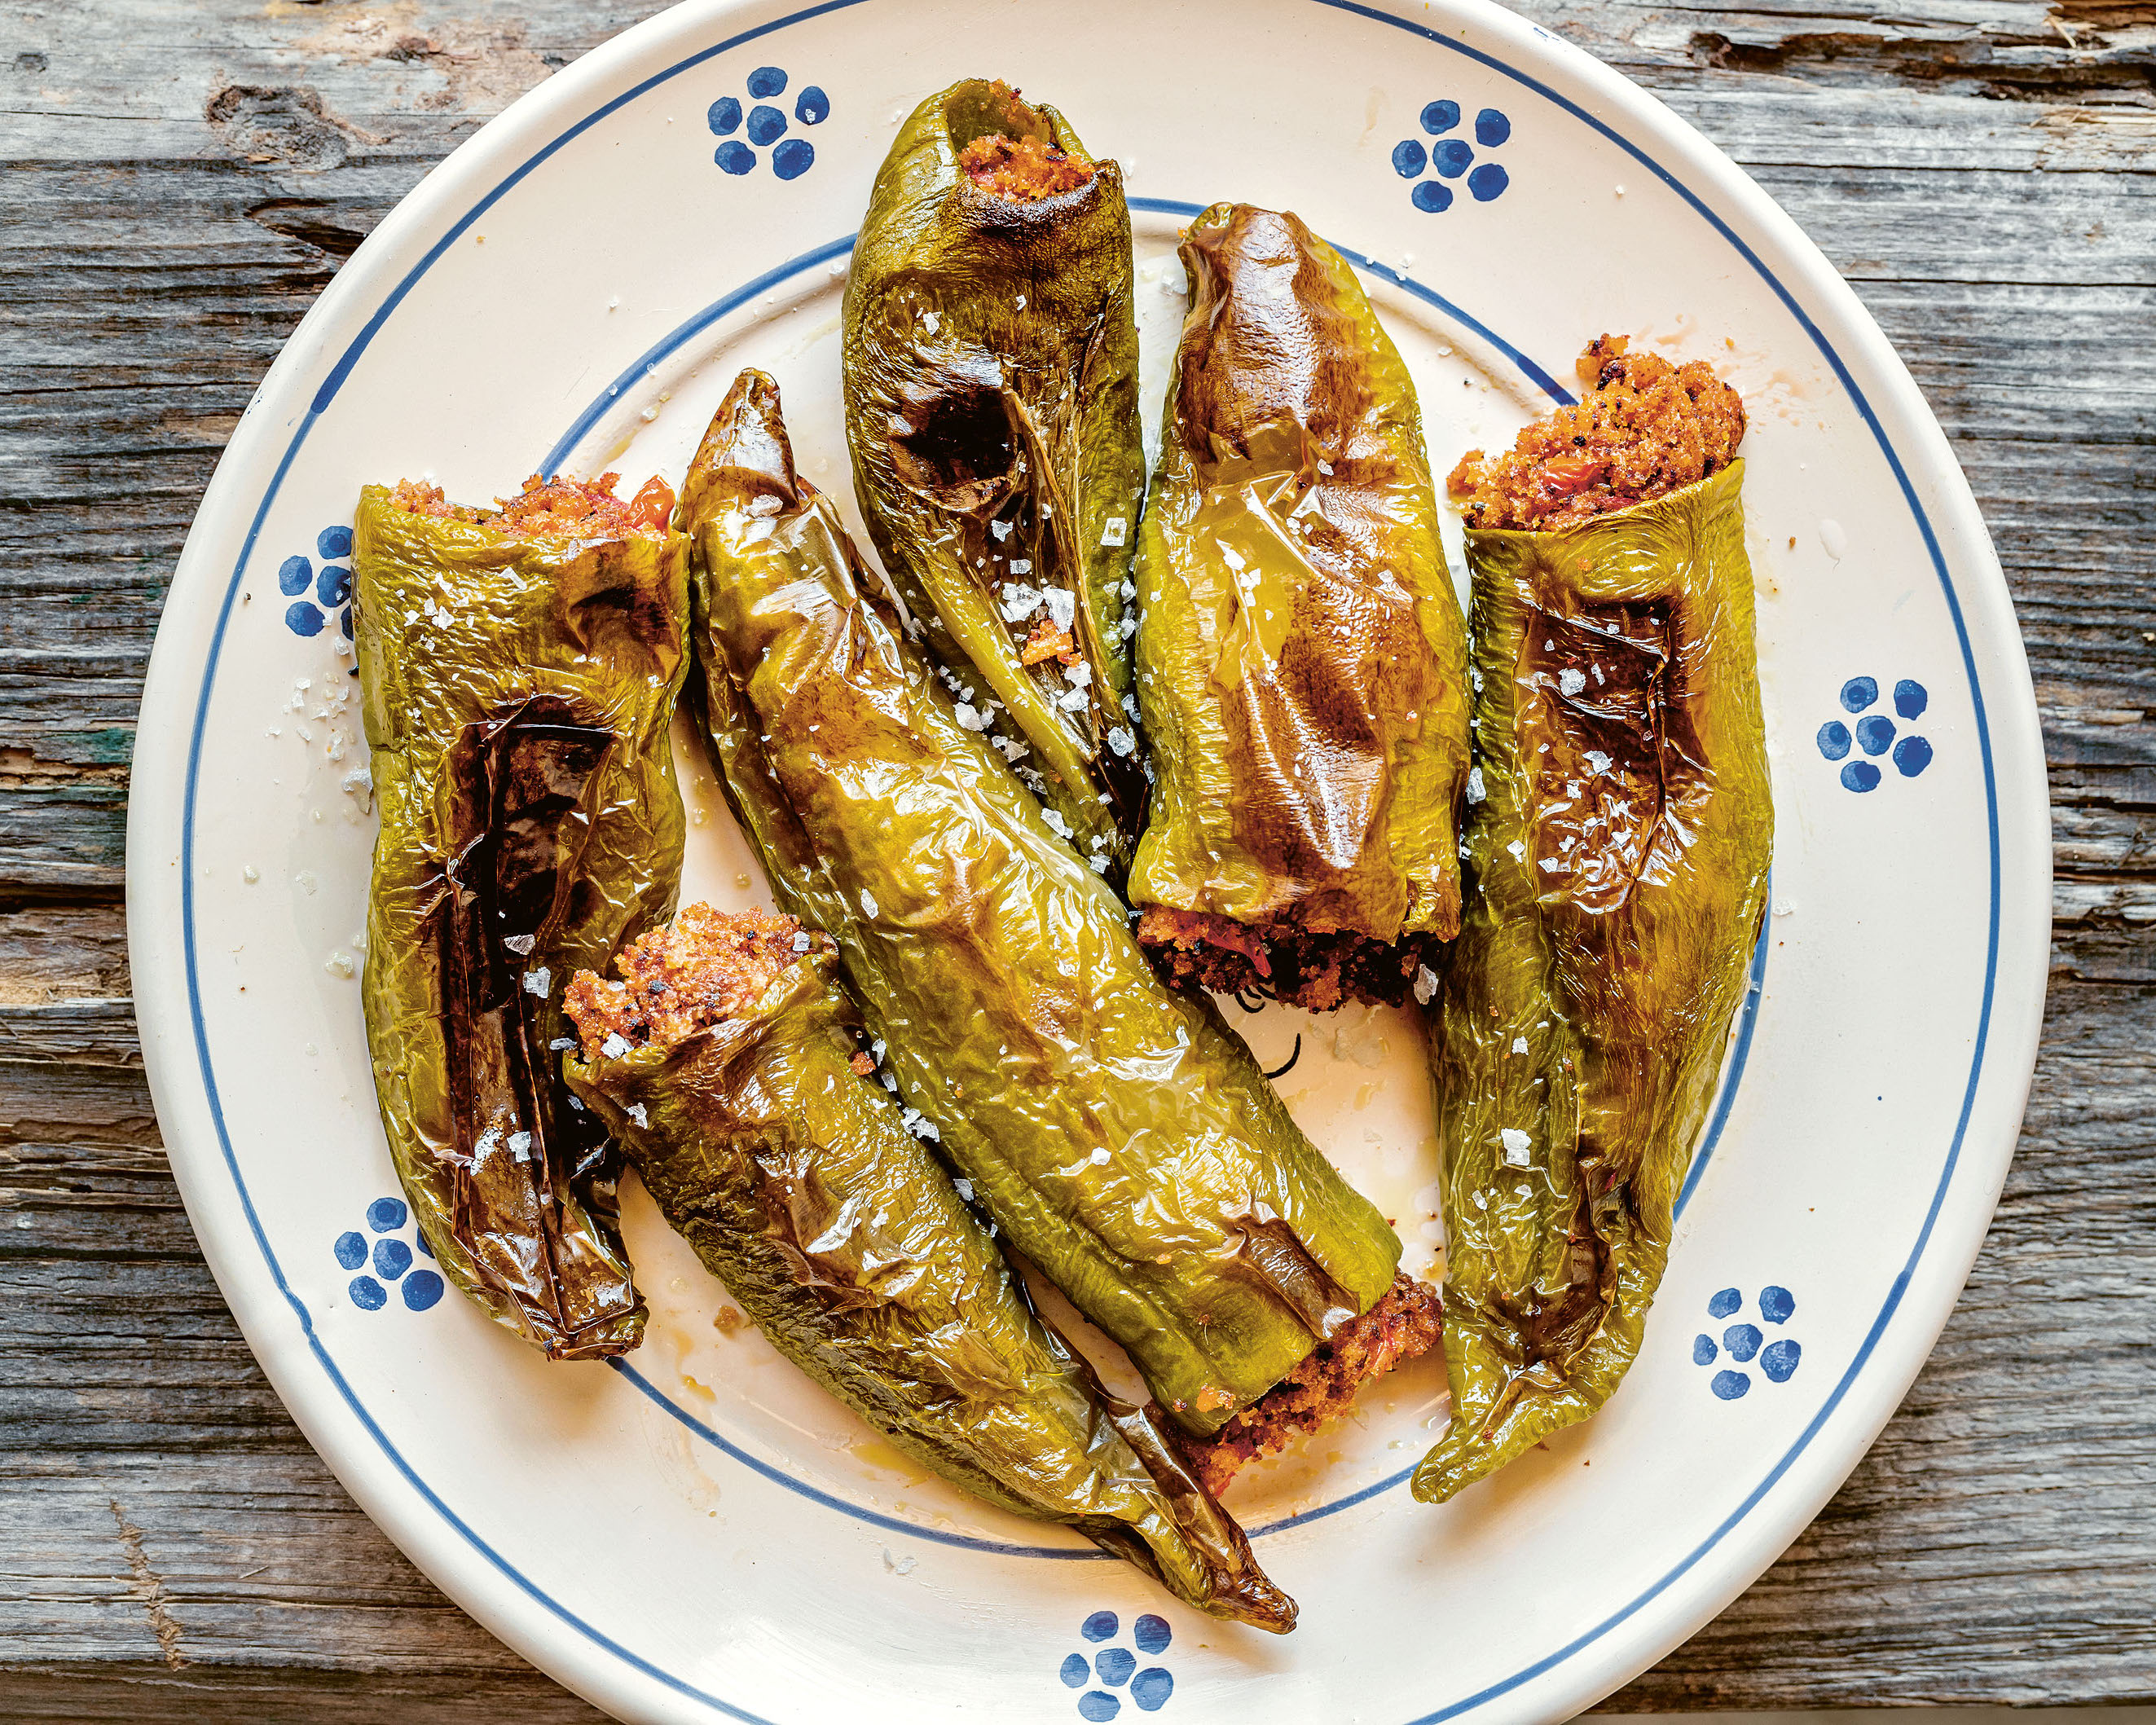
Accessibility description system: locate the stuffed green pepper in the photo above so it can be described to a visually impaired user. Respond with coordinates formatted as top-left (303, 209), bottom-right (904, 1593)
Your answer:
top-left (354, 473), bottom-right (689, 1358)
top-left (561, 904), bottom-right (1295, 1630)
top-left (680, 369), bottom-right (1406, 1439)
top-left (1130, 204), bottom-right (1472, 1010)
top-left (1415, 337), bottom-right (1769, 1501)
top-left (843, 78), bottom-right (1146, 872)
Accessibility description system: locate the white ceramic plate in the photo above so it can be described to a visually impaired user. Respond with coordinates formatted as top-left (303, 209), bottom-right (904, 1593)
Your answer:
top-left (128, 1), bottom-right (2051, 1718)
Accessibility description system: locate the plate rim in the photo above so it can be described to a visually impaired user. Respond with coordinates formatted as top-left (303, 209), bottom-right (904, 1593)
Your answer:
top-left (125, 0), bottom-right (2054, 1719)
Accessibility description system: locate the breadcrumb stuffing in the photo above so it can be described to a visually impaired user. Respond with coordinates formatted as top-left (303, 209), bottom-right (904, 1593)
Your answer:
top-left (1137, 906), bottom-right (1446, 1013)
top-left (958, 130), bottom-right (1093, 200)
top-left (1181, 1274), bottom-right (1444, 1495)
top-left (565, 904), bottom-right (826, 1055)
top-left (1447, 335), bottom-right (1745, 532)
top-left (1019, 618), bottom-right (1078, 666)
top-left (389, 471), bottom-right (675, 539)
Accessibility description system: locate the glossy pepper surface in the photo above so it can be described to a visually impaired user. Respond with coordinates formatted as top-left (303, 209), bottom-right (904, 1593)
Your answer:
top-left (843, 78), bottom-right (1146, 865)
top-left (562, 912), bottom-right (1296, 1631)
top-left (1130, 205), bottom-right (1471, 1001)
top-left (682, 370), bottom-right (1402, 1437)
top-left (353, 479), bottom-right (689, 1358)
top-left (1415, 461), bottom-right (1769, 1501)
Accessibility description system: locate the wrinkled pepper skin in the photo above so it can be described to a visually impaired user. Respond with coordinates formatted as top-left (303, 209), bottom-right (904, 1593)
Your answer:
top-left (565, 940), bottom-right (1296, 1631)
top-left (1131, 205), bottom-right (1471, 953)
top-left (353, 486), bottom-right (689, 1358)
top-left (843, 79), bottom-right (1146, 868)
top-left (1415, 463), bottom-right (1769, 1501)
top-left (682, 371), bottom-right (1401, 1437)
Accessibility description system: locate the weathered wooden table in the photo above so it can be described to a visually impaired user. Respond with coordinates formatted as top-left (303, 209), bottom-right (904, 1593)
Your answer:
top-left (4, 0), bottom-right (2150, 1715)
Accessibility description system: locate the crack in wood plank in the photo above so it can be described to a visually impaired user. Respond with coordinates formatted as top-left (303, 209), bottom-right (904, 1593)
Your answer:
top-left (106, 1500), bottom-right (185, 1670)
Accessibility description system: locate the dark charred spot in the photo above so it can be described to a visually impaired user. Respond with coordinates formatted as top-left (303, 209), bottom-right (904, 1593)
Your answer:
top-left (885, 359), bottom-right (1024, 517)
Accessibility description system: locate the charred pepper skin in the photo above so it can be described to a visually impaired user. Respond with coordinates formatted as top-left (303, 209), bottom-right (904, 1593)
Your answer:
top-left (681, 370), bottom-right (1402, 1439)
top-left (1415, 462), bottom-right (1770, 1502)
top-left (843, 78), bottom-right (1146, 867)
top-left (352, 485), bottom-right (689, 1359)
top-left (1129, 204), bottom-right (1471, 989)
top-left (565, 935), bottom-right (1297, 1632)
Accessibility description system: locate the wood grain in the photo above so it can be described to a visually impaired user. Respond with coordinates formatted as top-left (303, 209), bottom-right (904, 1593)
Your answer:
top-left (2, 0), bottom-right (2150, 1713)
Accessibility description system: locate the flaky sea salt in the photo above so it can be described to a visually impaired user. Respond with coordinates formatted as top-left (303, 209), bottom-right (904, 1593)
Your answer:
top-left (1413, 965), bottom-right (1439, 1006)
top-left (602, 1033), bottom-right (632, 1059)
top-left (1500, 1128), bottom-right (1533, 1166)
top-left (1000, 583), bottom-right (1043, 622)
top-left (522, 966), bottom-right (551, 997)
top-left (1558, 668), bottom-right (1586, 697)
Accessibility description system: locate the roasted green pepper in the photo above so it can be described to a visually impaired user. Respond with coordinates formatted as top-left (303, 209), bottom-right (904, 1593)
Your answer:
top-left (560, 905), bottom-right (1294, 1630)
top-left (843, 78), bottom-right (1146, 869)
top-left (1416, 449), bottom-right (1768, 1500)
top-left (1129, 204), bottom-right (1471, 1010)
top-left (354, 474), bottom-right (689, 1358)
top-left (681, 370), bottom-right (1401, 1437)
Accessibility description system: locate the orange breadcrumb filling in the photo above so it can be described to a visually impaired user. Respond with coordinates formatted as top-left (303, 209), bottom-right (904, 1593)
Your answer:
top-left (958, 131), bottom-right (1093, 200)
top-left (1181, 1274), bottom-right (1444, 1495)
top-left (389, 472), bottom-right (675, 538)
top-left (1019, 617), bottom-right (1078, 667)
top-left (1447, 335), bottom-right (1745, 532)
top-left (565, 904), bottom-right (824, 1055)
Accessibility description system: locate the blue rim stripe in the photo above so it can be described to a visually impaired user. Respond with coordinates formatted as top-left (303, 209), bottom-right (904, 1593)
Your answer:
top-left (166, 2), bottom-right (2008, 1719)
top-left (537, 236), bottom-right (858, 478)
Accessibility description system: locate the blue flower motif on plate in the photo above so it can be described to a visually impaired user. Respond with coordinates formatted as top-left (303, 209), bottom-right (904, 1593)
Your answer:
top-left (278, 524), bottom-right (355, 646)
top-left (1818, 675), bottom-right (1933, 791)
top-left (1057, 1612), bottom-right (1173, 1716)
top-left (708, 64), bottom-right (828, 180)
top-left (1392, 100), bottom-right (1511, 213)
top-left (1693, 1286), bottom-right (1802, 1398)
top-left (334, 1194), bottom-right (442, 1314)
